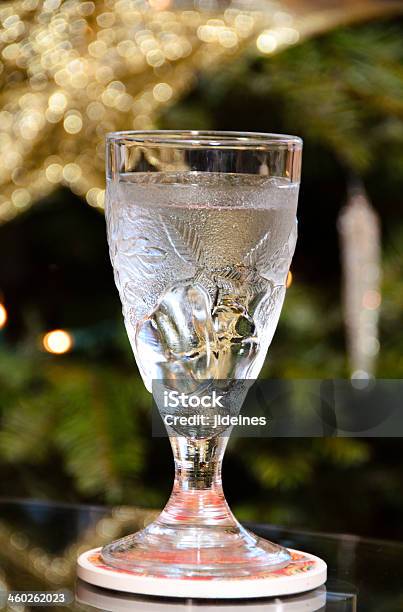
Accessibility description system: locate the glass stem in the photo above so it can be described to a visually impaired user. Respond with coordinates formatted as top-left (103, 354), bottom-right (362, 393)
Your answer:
top-left (159, 435), bottom-right (236, 526)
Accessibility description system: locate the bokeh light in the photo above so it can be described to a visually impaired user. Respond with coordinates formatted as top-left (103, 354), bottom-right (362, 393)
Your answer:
top-left (42, 329), bottom-right (73, 354)
top-left (363, 289), bottom-right (381, 310)
top-left (256, 30), bottom-right (278, 54)
top-left (0, 304), bottom-right (8, 329)
top-left (0, 0), bottom-right (302, 225)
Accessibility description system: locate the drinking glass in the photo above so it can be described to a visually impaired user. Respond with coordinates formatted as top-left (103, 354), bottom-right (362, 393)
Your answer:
top-left (102, 130), bottom-right (302, 579)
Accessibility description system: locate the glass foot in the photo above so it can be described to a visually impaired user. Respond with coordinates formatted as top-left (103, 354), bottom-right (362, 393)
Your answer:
top-left (102, 436), bottom-right (291, 579)
top-left (101, 517), bottom-right (290, 578)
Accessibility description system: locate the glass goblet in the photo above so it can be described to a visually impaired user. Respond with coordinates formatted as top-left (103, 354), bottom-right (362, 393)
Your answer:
top-left (102, 131), bottom-right (302, 579)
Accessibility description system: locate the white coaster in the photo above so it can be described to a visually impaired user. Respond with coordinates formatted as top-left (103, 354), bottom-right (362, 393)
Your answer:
top-left (77, 548), bottom-right (327, 599)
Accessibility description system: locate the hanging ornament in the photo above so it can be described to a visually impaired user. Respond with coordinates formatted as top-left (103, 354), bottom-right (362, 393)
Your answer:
top-left (338, 182), bottom-right (381, 377)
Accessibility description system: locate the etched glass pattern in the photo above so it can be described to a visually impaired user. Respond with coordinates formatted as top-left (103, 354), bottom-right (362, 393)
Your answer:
top-left (106, 173), bottom-right (298, 391)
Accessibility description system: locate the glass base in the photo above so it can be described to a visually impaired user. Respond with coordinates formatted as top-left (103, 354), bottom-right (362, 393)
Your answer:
top-left (101, 516), bottom-right (291, 578)
top-left (102, 436), bottom-right (291, 579)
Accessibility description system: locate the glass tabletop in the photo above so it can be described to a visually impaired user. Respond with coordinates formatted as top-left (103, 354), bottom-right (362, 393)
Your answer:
top-left (0, 498), bottom-right (401, 611)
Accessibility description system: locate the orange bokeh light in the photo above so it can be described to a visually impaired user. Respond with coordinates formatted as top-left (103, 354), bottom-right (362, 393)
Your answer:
top-left (0, 303), bottom-right (7, 329)
top-left (43, 329), bottom-right (73, 354)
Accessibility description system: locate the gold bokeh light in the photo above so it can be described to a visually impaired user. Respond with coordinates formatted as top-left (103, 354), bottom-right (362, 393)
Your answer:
top-left (0, 303), bottom-right (8, 329)
top-left (43, 329), bottom-right (73, 354)
top-left (0, 0), bottom-right (300, 224)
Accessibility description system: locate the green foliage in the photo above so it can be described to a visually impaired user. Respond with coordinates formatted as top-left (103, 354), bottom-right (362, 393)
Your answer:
top-left (0, 351), bottom-right (150, 503)
top-left (263, 286), bottom-right (347, 378)
top-left (378, 225), bottom-right (403, 377)
top-left (160, 22), bottom-right (403, 175)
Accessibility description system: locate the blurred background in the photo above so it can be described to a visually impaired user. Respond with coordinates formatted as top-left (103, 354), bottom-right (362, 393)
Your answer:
top-left (1, 0), bottom-right (403, 543)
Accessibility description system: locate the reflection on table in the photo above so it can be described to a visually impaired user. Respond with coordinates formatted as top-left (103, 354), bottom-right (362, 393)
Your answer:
top-left (0, 498), bottom-right (400, 610)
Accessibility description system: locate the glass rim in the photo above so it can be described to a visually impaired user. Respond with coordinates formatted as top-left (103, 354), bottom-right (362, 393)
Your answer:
top-left (106, 130), bottom-right (302, 149)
